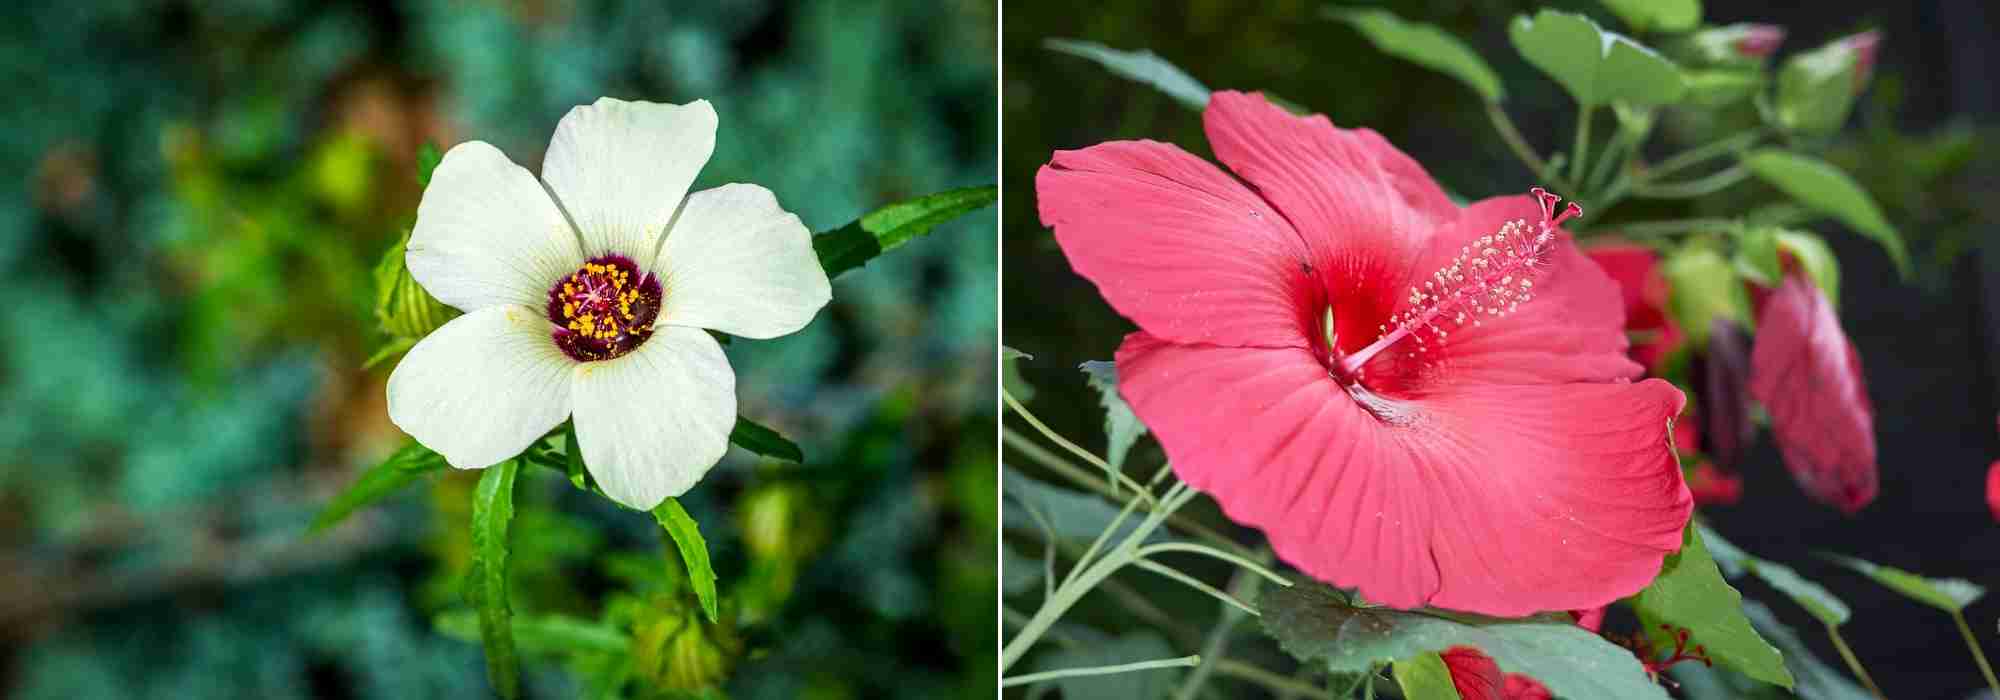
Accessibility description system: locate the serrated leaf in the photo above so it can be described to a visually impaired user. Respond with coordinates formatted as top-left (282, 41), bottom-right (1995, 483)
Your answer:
top-left (1002, 468), bottom-right (1164, 545)
top-left (1774, 230), bottom-right (1840, 306)
top-left (653, 498), bottom-right (720, 623)
top-left (1699, 525), bottom-right (1851, 627)
top-left (1003, 345), bottom-right (1036, 402)
top-left (1509, 10), bottom-right (1686, 107)
top-left (1079, 361), bottom-right (1147, 475)
top-left (813, 185), bottom-right (995, 278)
top-left (1045, 38), bottom-right (1211, 110)
top-left (1631, 526), bottom-right (1794, 688)
top-left (310, 440), bottom-right (445, 533)
top-left (1328, 8), bottom-right (1504, 102)
top-left (1030, 631), bottom-right (1182, 700)
top-left (1664, 246), bottom-right (1752, 347)
top-left (468, 459), bottom-right (521, 699)
top-left (1393, 652), bottom-right (1463, 700)
top-left (1259, 582), bottom-right (1668, 699)
top-left (1743, 150), bottom-right (1908, 276)
top-left (1598, 0), bottom-right (1700, 33)
top-left (1826, 554), bottom-right (1985, 613)
top-left (416, 141), bottom-right (442, 186)
top-left (436, 610), bottom-right (632, 657)
top-left (729, 415), bottom-right (804, 462)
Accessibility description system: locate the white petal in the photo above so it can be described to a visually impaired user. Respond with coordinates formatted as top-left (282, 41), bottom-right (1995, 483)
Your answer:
top-left (542, 97), bottom-right (716, 268)
top-left (658, 184), bottom-right (832, 338)
top-left (388, 305), bottom-right (574, 469)
top-left (408, 141), bottom-right (582, 312)
top-left (571, 326), bottom-right (736, 509)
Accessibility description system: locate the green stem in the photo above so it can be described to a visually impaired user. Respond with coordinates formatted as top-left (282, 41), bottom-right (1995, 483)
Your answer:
top-left (1211, 660), bottom-right (1325, 698)
top-left (1002, 655), bottom-right (1203, 687)
top-left (1614, 217), bottom-right (1739, 239)
top-left (1568, 106), bottom-right (1595, 187)
top-left (1004, 390), bottom-right (1153, 502)
top-left (1170, 563), bottom-right (1259, 700)
top-left (1361, 665), bottom-right (1377, 700)
top-left (1632, 164), bottom-right (1751, 199)
top-left (1953, 611), bottom-right (2000, 696)
top-left (1062, 489), bottom-right (1146, 590)
top-left (1646, 129), bottom-right (1764, 181)
top-left (1585, 128), bottom-right (1633, 194)
top-left (1135, 542), bottom-right (1292, 587)
top-left (1003, 428), bottom-right (1252, 558)
top-left (1133, 558), bottom-right (1259, 617)
top-left (1485, 102), bottom-right (1556, 186)
top-left (1001, 484), bottom-right (1198, 671)
top-left (1825, 624), bottom-right (1886, 699)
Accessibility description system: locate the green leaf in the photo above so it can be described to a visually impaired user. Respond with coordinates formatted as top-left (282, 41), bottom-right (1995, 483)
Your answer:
top-left (1743, 150), bottom-right (1908, 276)
top-left (728, 415), bottom-right (804, 463)
top-left (468, 459), bottom-right (521, 699)
top-left (1079, 361), bottom-right (1147, 475)
top-left (1597, 0), bottom-right (1701, 33)
top-left (373, 228), bottom-right (459, 339)
top-left (1699, 525), bottom-right (1851, 627)
top-left (1631, 526), bottom-right (1794, 689)
top-left (1667, 599), bottom-right (1875, 700)
top-left (1002, 345), bottom-right (1036, 402)
top-left (1002, 468), bottom-right (1164, 545)
top-left (813, 185), bottom-right (996, 278)
top-left (1663, 246), bottom-right (1752, 347)
top-left (1775, 230), bottom-right (1840, 305)
top-left (1259, 582), bottom-right (1668, 699)
top-left (361, 336), bottom-right (418, 370)
top-left (1825, 554), bottom-right (1985, 614)
top-left (1044, 38), bottom-right (1211, 110)
top-left (416, 141), bottom-right (443, 186)
top-left (563, 422), bottom-right (589, 491)
top-left (1393, 652), bottom-right (1464, 700)
top-left (1029, 631), bottom-right (1183, 700)
top-left (1328, 8), bottom-right (1505, 102)
top-left (436, 609), bottom-right (632, 657)
top-left (310, 440), bottom-right (446, 534)
top-left (653, 499), bottom-right (721, 623)
top-left (1508, 10), bottom-right (1686, 108)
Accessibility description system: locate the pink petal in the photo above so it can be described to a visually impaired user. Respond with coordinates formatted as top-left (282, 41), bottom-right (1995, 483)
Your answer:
top-left (1503, 673), bottom-right (1555, 700)
top-left (1748, 275), bottom-right (1877, 513)
top-left (1119, 333), bottom-right (1690, 616)
top-left (1986, 460), bottom-right (2000, 522)
top-left (1570, 606), bottom-right (1606, 632)
top-left (1361, 196), bottom-right (1642, 394)
top-left (1441, 646), bottom-right (1505, 700)
top-left (1583, 240), bottom-right (1679, 369)
top-left (1037, 139), bottom-right (1315, 348)
top-left (1201, 91), bottom-right (1452, 350)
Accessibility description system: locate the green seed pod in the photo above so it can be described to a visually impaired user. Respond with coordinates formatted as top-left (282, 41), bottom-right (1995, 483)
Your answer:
top-left (631, 596), bottom-right (742, 692)
top-left (374, 229), bottom-right (458, 338)
top-left (1775, 31), bottom-right (1879, 138)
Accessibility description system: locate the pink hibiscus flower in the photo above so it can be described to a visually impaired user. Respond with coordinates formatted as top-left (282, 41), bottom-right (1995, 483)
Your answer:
top-left (1583, 242), bottom-right (1681, 371)
top-left (1037, 91), bottom-right (1691, 615)
top-left (1748, 274), bottom-right (1876, 513)
top-left (1987, 460), bottom-right (2000, 523)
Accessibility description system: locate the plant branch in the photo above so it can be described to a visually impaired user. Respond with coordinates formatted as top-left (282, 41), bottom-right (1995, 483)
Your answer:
top-left (1135, 542), bottom-right (1292, 588)
top-left (1953, 611), bottom-right (2000, 697)
top-left (1568, 106), bottom-right (1595, 186)
top-left (1133, 558), bottom-right (1260, 617)
top-left (1002, 655), bottom-right (1203, 687)
top-left (1004, 389), bottom-right (1153, 502)
top-left (1825, 623), bottom-right (1885, 699)
top-left (1003, 427), bottom-right (1252, 558)
top-left (1211, 660), bottom-right (1327, 698)
top-left (1632, 164), bottom-right (1750, 199)
top-left (1485, 102), bottom-right (1557, 187)
top-left (1644, 129), bottom-right (1765, 182)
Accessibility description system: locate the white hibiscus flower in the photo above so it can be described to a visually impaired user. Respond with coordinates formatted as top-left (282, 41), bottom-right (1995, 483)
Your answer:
top-left (388, 97), bottom-right (830, 510)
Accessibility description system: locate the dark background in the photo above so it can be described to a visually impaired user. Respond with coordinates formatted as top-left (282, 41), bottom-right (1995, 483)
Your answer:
top-left (1003, 0), bottom-right (2000, 696)
top-left (0, 1), bottom-right (996, 698)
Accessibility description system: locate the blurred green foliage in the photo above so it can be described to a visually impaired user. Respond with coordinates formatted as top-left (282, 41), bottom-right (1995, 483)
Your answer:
top-left (1, 0), bottom-right (996, 697)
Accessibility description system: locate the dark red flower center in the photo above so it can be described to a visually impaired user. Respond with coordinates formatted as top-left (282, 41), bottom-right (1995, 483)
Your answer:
top-left (1329, 188), bottom-right (1579, 385)
top-left (546, 254), bottom-right (662, 362)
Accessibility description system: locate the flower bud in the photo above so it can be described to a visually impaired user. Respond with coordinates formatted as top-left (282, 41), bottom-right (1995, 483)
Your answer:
top-left (737, 481), bottom-right (828, 562)
top-left (374, 229), bottom-right (459, 338)
top-left (1674, 23), bottom-right (1787, 67)
top-left (631, 596), bottom-right (743, 692)
top-left (1776, 31), bottom-right (1881, 137)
